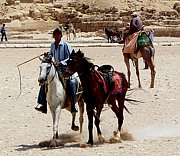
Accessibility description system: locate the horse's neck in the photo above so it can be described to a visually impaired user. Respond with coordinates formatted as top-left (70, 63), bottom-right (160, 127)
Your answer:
top-left (47, 64), bottom-right (61, 86)
top-left (78, 65), bottom-right (95, 91)
top-left (46, 64), bottom-right (66, 107)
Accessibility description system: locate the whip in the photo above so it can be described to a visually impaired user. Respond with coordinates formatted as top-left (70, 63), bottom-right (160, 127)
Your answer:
top-left (16, 53), bottom-right (44, 100)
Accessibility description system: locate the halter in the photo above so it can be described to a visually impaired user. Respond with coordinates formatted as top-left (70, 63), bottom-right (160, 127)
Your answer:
top-left (40, 60), bottom-right (57, 86)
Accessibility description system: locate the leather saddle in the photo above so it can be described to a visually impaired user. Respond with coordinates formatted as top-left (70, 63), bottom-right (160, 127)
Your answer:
top-left (97, 65), bottom-right (115, 93)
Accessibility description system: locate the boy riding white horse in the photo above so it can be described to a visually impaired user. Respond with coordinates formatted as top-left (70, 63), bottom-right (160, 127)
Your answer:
top-left (35, 28), bottom-right (78, 113)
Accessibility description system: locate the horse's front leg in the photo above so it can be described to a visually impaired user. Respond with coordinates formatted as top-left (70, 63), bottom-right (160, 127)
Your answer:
top-left (86, 105), bottom-right (94, 145)
top-left (124, 54), bottom-right (131, 88)
top-left (134, 59), bottom-right (141, 88)
top-left (78, 97), bottom-right (84, 133)
top-left (95, 105), bottom-right (104, 143)
top-left (141, 47), bottom-right (156, 88)
top-left (150, 68), bottom-right (156, 88)
top-left (73, 30), bottom-right (76, 40)
top-left (53, 105), bottom-right (61, 139)
top-left (108, 36), bottom-right (109, 43)
top-left (49, 105), bottom-right (61, 148)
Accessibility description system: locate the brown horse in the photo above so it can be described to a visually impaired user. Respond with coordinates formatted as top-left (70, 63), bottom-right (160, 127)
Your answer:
top-left (123, 46), bottom-right (155, 88)
top-left (64, 49), bottom-right (128, 146)
top-left (105, 28), bottom-right (123, 43)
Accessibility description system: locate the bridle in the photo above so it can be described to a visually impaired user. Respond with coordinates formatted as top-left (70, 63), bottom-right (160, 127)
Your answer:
top-left (40, 61), bottom-right (57, 86)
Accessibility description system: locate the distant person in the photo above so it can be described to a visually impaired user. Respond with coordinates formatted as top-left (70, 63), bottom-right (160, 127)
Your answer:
top-left (64, 19), bottom-right (71, 31)
top-left (148, 29), bottom-right (154, 42)
top-left (35, 28), bottom-right (78, 113)
top-left (123, 12), bottom-right (143, 52)
top-left (128, 12), bottom-right (143, 35)
top-left (1, 24), bottom-right (8, 42)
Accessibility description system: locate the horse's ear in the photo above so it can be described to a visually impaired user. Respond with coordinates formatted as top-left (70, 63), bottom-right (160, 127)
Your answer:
top-left (72, 49), bottom-right (75, 54)
top-left (76, 49), bottom-right (84, 57)
top-left (43, 52), bottom-right (49, 57)
top-left (39, 56), bottom-right (44, 61)
top-left (49, 55), bottom-right (52, 61)
top-left (80, 52), bottom-right (84, 58)
top-left (71, 49), bottom-right (75, 56)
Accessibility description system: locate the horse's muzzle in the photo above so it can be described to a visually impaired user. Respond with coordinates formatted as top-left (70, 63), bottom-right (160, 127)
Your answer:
top-left (38, 77), bottom-right (45, 85)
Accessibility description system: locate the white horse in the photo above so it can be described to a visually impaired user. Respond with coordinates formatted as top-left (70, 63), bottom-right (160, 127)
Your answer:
top-left (38, 56), bottom-right (84, 147)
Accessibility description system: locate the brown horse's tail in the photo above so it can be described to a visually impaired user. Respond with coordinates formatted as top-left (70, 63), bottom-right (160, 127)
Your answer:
top-left (124, 97), bottom-right (144, 115)
top-left (124, 105), bottom-right (132, 115)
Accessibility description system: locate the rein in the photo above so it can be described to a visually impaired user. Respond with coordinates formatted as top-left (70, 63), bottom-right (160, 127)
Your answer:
top-left (46, 62), bottom-right (57, 85)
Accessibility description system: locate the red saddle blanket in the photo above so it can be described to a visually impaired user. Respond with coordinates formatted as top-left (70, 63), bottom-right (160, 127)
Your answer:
top-left (111, 72), bottom-right (123, 94)
top-left (94, 70), bottom-right (123, 94)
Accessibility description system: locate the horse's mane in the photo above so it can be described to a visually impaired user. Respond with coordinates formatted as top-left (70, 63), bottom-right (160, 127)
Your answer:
top-left (72, 50), bottom-right (94, 70)
top-left (41, 55), bottom-right (52, 63)
top-left (83, 56), bottom-right (94, 70)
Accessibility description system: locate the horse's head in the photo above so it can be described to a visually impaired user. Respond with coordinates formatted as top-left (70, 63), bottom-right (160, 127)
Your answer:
top-left (104, 28), bottom-right (109, 35)
top-left (64, 49), bottom-right (84, 78)
top-left (38, 54), bottom-right (52, 85)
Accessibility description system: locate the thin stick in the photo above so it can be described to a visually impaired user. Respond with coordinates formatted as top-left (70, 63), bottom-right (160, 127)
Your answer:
top-left (16, 53), bottom-right (44, 99)
top-left (17, 66), bottom-right (22, 100)
top-left (17, 54), bottom-right (44, 67)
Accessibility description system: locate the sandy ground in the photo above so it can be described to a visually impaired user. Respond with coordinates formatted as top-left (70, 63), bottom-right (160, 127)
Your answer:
top-left (0, 45), bottom-right (180, 156)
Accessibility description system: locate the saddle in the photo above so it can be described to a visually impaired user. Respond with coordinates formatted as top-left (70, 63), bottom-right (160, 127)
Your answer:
top-left (137, 31), bottom-right (153, 50)
top-left (123, 31), bottom-right (153, 54)
top-left (97, 65), bottom-right (115, 94)
top-left (56, 70), bottom-right (83, 94)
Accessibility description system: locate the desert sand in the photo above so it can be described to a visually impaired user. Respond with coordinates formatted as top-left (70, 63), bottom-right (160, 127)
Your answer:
top-left (0, 44), bottom-right (180, 156)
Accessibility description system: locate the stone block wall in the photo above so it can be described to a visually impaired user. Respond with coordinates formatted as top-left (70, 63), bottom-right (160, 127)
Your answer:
top-left (20, 0), bottom-right (34, 2)
top-left (3, 1), bottom-right (180, 37)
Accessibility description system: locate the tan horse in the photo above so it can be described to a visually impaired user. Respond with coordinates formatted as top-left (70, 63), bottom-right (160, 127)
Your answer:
top-left (123, 46), bottom-right (155, 88)
top-left (64, 23), bottom-right (76, 40)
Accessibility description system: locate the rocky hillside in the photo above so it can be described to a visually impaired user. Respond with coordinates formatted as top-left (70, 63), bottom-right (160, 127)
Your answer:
top-left (0, 0), bottom-right (180, 37)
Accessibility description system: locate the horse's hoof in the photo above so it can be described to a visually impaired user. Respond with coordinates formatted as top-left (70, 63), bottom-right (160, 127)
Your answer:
top-left (49, 140), bottom-right (56, 148)
top-left (109, 132), bottom-right (121, 144)
top-left (80, 143), bottom-right (92, 148)
top-left (55, 140), bottom-right (64, 147)
top-left (71, 125), bottom-right (79, 131)
top-left (98, 134), bottom-right (105, 143)
top-left (109, 136), bottom-right (122, 144)
top-left (39, 140), bottom-right (51, 148)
